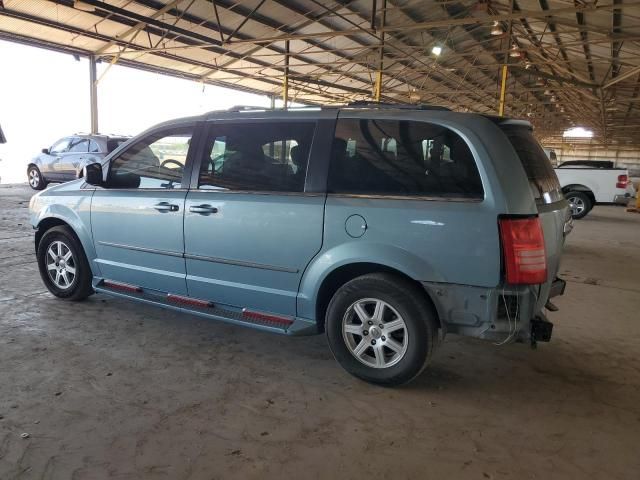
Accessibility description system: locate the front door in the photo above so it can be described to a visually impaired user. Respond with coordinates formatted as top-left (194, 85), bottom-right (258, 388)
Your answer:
top-left (91, 125), bottom-right (196, 294)
top-left (58, 137), bottom-right (89, 179)
top-left (40, 137), bottom-right (71, 179)
top-left (184, 118), bottom-right (330, 317)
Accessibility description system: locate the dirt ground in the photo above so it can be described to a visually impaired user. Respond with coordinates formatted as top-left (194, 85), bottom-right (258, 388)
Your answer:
top-left (1, 183), bottom-right (639, 480)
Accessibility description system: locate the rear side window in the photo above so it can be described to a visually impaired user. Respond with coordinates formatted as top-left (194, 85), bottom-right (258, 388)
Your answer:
top-left (198, 121), bottom-right (315, 193)
top-left (328, 119), bottom-right (483, 199)
top-left (107, 138), bottom-right (127, 153)
top-left (501, 126), bottom-right (561, 199)
top-left (68, 138), bottom-right (89, 153)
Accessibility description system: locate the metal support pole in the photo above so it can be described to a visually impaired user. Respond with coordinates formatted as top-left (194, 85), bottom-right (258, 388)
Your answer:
top-left (374, 0), bottom-right (386, 102)
top-left (370, 0), bottom-right (377, 30)
top-left (499, 0), bottom-right (513, 117)
top-left (269, 94), bottom-right (276, 157)
top-left (498, 64), bottom-right (508, 117)
top-left (89, 55), bottom-right (99, 134)
top-left (283, 40), bottom-right (290, 109)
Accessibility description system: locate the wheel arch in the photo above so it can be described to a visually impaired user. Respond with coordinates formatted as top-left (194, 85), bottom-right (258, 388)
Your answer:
top-left (562, 184), bottom-right (596, 204)
top-left (35, 217), bottom-right (76, 252)
top-left (33, 207), bottom-right (99, 277)
top-left (311, 262), bottom-right (441, 333)
top-left (27, 160), bottom-right (45, 175)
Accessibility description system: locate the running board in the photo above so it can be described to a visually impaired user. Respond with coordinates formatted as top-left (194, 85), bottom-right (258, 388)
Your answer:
top-left (96, 279), bottom-right (304, 334)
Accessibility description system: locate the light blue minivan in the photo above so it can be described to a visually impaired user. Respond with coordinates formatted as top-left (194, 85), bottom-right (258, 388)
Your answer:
top-left (29, 104), bottom-right (571, 385)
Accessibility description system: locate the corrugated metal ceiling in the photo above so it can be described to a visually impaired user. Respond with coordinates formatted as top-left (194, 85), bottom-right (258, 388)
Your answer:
top-left (1, 0), bottom-right (639, 143)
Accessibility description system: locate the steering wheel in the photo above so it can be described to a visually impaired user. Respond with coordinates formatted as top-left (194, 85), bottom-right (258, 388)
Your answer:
top-left (160, 159), bottom-right (184, 171)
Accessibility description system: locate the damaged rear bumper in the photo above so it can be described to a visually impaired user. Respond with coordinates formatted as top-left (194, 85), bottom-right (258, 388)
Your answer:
top-left (422, 277), bottom-right (566, 345)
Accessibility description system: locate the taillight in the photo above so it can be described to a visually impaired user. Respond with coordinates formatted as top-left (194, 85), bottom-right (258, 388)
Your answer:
top-left (498, 216), bottom-right (547, 284)
top-left (616, 174), bottom-right (628, 189)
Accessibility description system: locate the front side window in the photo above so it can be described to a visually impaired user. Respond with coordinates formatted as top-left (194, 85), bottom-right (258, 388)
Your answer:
top-left (89, 140), bottom-right (100, 153)
top-left (68, 138), bottom-right (89, 153)
top-left (198, 122), bottom-right (315, 192)
top-left (329, 119), bottom-right (483, 199)
top-left (50, 138), bottom-right (71, 154)
top-left (107, 127), bottom-right (192, 189)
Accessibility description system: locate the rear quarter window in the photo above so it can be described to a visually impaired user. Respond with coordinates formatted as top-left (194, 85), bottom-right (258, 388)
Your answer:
top-left (500, 125), bottom-right (561, 200)
top-left (328, 119), bottom-right (484, 199)
top-left (107, 139), bottom-right (128, 153)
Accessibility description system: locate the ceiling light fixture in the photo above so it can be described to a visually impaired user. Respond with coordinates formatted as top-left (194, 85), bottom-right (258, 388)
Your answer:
top-left (509, 43), bottom-right (521, 58)
top-left (431, 45), bottom-right (442, 56)
top-left (491, 21), bottom-right (503, 36)
top-left (563, 127), bottom-right (593, 138)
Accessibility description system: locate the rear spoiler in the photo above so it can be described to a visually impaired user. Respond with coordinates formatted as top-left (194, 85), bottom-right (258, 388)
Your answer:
top-left (481, 115), bottom-right (533, 130)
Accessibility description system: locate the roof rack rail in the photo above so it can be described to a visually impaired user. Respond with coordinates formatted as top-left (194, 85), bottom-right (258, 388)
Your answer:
top-left (226, 105), bottom-right (270, 112)
top-left (224, 104), bottom-right (324, 112)
top-left (74, 132), bottom-right (129, 137)
top-left (344, 101), bottom-right (450, 111)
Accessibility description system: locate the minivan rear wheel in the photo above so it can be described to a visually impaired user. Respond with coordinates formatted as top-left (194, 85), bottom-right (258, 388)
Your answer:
top-left (325, 273), bottom-right (438, 386)
top-left (28, 165), bottom-right (47, 190)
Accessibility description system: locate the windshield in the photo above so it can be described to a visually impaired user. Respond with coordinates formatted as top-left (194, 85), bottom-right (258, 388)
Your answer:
top-left (501, 125), bottom-right (561, 200)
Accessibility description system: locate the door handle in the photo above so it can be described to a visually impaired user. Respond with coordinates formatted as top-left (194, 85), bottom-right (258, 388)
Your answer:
top-left (153, 202), bottom-right (179, 212)
top-left (189, 204), bottom-right (218, 215)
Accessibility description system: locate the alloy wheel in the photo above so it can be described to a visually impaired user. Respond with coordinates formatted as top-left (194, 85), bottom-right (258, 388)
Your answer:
top-left (342, 298), bottom-right (409, 369)
top-left (568, 196), bottom-right (585, 216)
top-left (46, 240), bottom-right (77, 290)
top-left (29, 169), bottom-right (40, 188)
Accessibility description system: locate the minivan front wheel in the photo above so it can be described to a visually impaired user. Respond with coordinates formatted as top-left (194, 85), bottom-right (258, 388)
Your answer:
top-left (326, 273), bottom-right (437, 386)
top-left (37, 226), bottom-right (94, 301)
top-left (28, 165), bottom-right (47, 190)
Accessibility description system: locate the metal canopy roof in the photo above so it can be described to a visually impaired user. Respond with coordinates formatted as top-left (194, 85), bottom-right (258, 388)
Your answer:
top-left (1, 0), bottom-right (640, 144)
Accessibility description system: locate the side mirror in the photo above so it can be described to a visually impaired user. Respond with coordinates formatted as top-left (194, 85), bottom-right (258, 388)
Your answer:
top-left (83, 163), bottom-right (103, 186)
top-left (42, 148), bottom-right (50, 154)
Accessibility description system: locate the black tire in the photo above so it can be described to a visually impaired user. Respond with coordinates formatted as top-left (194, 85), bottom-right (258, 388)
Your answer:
top-left (565, 190), bottom-right (592, 219)
top-left (27, 165), bottom-right (47, 190)
top-left (325, 273), bottom-right (438, 386)
top-left (37, 226), bottom-right (94, 301)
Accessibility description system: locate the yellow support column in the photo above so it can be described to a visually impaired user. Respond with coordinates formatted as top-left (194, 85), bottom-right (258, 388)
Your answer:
top-left (374, 70), bottom-right (383, 102)
top-left (498, 64), bottom-right (508, 117)
top-left (373, 0), bottom-right (386, 102)
top-left (627, 183), bottom-right (640, 213)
